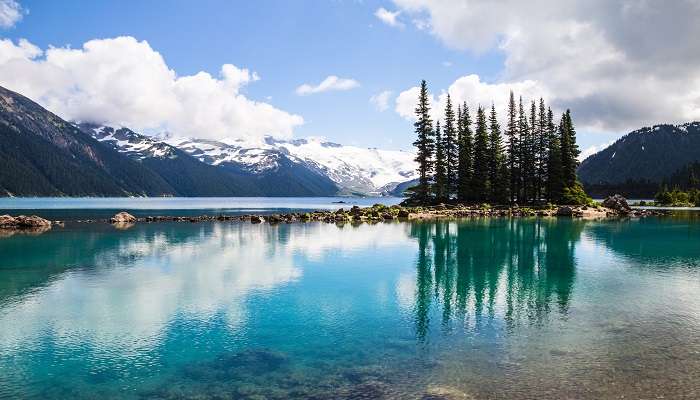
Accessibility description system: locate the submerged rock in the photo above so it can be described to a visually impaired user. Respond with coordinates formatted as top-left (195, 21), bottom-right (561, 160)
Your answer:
top-left (110, 211), bottom-right (136, 224)
top-left (423, 385), bottom-right (473, 400)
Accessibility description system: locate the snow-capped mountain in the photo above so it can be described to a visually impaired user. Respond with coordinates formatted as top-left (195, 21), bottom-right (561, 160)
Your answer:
top-left (170, 136), bottom-right (418, 195)
top-left (87, 124), bottom-right (178, 159)
top-left (82, 123), bottom-right (417, 196)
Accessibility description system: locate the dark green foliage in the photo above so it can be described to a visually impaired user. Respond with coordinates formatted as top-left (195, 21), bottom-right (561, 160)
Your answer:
top-left (560, 110), bottom-right (580, 189)
top-left (536, 98), bottom-right (548, 201)
top-left (654, 186), bottom-right (700, 206)
top-left (409, 81), bottom-right (591, 206)
top-left (487, 104), bottom-right (508, 204)
top-left (412, 80), bottom-right (435, 203)
top-left (505, 91), bottom-right (519, 203)
top-left (561, 182), bottom-right (593, 206)
top-left (457, 103), bottom-right (474, 202)
top-left (518, 98), bottom-right (533, 202)
top-left (433, 121), bottom-right (447, 201)
top-left (443, 94), bottom-right (458, 196)
top-left (666, 161), bottom-right (700, 190)
top-left (471, 106), bottom-right (490, 202)
top-left (583, 179), bottom-right (658, 199)
top-left (545, 108), bottom-right (563, 202)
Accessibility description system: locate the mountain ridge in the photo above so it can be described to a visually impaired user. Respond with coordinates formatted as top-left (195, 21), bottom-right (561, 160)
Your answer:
top-left (578, 122), bottom-right (700, 187)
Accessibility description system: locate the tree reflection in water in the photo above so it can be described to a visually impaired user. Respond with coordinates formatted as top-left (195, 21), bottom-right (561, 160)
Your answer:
top-left (410, 218), bottom-right (583, 340)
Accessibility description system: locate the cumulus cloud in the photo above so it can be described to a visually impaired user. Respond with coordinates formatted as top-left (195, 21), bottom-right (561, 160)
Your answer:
top-left (391, 0), bottom-right (700, 133)
top-left (0, 36), bottom-right (303, 140)
top-left (370, 90), bottom-right (393, 111)
top-left (396, 74), bottom-right (547, 122)
top-left (0, 0), bottom-right (22, 28)
top-left (295, 75), bottom-right (360, 95)
top-left (374, 7), bottom-right (404, 28)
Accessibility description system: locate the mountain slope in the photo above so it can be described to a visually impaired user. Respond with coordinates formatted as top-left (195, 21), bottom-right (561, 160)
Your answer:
top-left (86, 126), bottom-right (339, 196)
top-left (0, 86), bottom-right (177, 196)
top-left (578, 122), bottom-right (700, 185)
top-left (172, 137), bottom-right (417, 195)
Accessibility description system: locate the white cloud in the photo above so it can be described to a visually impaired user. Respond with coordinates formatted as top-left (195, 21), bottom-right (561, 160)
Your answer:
top-left (295, 75), bottom-right (360, 96)
top-left (391, 0), bottom-right (700, 133)
top-left (0, 0), bottom-right (22, 28)
top-left (395, 74), bottom-right (547, 122)
top-left (0, 36), bottom-right (303, 141)
top-left (374, 7), bottom-right (404, 28)
top-left (370, 90), bottom-right (392, 111)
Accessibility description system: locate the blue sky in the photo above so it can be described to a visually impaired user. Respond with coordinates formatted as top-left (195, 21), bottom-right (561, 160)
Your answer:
top-left (1, 0), bottom-right (699, 156)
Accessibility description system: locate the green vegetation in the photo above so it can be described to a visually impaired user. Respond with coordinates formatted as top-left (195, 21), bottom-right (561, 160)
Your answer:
top-left (410, 81), bottom-right (590, 206)
top-left (654, 187), bottom-right (700, 207)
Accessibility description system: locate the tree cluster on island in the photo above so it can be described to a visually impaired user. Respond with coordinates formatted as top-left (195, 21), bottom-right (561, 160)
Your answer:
top-left (409, 80), bottom-right (591, 206)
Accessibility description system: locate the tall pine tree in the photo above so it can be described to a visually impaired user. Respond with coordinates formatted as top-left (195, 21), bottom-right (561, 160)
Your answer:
top-left (458, 102), bottom-right (473, 202)
top-left (545, 107), bottom-right (563, 202)
top-left (536, 98), bottom-right (548, 202)
top-left (505, 91), bottom-right (519, 204)
top-left (517, 97), bottom-right (531, 203)
top-left (560, 109), bottom-right (580, 188)
top-left (488, 104), bottom-right (508, 204)
top-left (412, 80), bottom-right (434, 203)
top-left (443, 94), bottom-right (458, 197)
top-left (472, 106), bottom-right (490, 203)
top-left (434, 121), bottom-right (447, 201)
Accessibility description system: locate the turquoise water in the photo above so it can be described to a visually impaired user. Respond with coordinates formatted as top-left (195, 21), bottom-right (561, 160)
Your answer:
top-left (1, 217), bottom-right (699, 399)
top-left (0, 197), bottom-right (403, 220)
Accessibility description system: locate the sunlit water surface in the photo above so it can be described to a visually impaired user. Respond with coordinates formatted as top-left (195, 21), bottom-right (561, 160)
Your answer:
top-left (1, 217), bottom-right (699, 399)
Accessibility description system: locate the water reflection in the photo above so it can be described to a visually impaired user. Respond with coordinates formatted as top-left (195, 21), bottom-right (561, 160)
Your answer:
top-left (0, 217), bottom-right (699, 399)
top-left (408, 219), bottom-right (583, 340)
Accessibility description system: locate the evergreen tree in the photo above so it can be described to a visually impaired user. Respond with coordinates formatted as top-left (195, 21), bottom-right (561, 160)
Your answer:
top-left (471, 106), bottom-right (490, 203)
top-left (560, 109), bottom-right (580, 188)
top-left (434, 121), bottom-right (447, 201)
top-left (458, 102), bottom-right (473, 202)
top-left (537, 98), bottom-right (548, 202)
top-left (412, 80), bottom-right (435, 203)
top-left (529, 100), bottom-right (538, 202)
top-left (517, 97), bottom-right (531, 203)
top-left (545, 107), bottom-right (563, 202)
top-left (488, 104), bottom-right (508, 204)
top-left (443, 94), bottom-right (458, 197)
top-left (505, 91), bottom-right (519, 204)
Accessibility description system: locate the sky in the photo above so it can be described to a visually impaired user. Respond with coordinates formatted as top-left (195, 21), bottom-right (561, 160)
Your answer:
top-left (0, 0), bottom-right (699, 157)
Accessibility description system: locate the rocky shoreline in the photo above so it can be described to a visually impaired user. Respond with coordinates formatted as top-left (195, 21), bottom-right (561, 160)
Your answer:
top-left (0, 196), bottom-right (669, 233)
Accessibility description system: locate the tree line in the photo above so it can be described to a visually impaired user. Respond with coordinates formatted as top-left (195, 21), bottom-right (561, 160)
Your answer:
top-left (411, 80), bottom-right (590, 205)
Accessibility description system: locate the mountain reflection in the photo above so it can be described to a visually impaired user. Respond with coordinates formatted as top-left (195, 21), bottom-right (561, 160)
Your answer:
top-left (409, 219), bottom-right (584, 339)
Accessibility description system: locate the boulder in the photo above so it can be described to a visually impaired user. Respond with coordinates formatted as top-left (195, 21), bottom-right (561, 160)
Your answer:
top-left (555, 206), bottom-right (574, 216)
top-left (14, 215), bottom-right (52, 228)
top-left (603, 194), bottom-right (632, 213)
top-left (250, 215), bottom-right (264, 224)
top-left (397, 209), bottom-right (411, 218)
top-left (0, 214), bottom-right (16, 228)
top-left (110, 212), bottom-right (136, 224)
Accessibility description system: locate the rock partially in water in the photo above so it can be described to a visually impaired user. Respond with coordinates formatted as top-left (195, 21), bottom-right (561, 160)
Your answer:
top-left (110, 211), bottom-right (136, 224)
top-left (603, 194), bottom-right (632, 214)
top-left (0, 214), bottom-right (52, 230)
top-left (250, 215), bottom-right (264, 224)
top-left (555, 206), bottom-right (574, 216)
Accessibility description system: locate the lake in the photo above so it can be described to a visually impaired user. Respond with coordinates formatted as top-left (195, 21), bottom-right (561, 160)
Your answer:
top-left (1, 204), bottom-right (699, 398)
